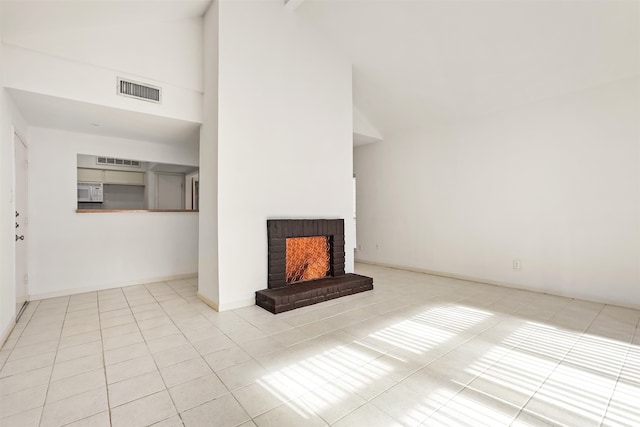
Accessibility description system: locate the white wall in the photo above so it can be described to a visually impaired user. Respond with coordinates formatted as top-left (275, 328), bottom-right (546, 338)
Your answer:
top-left (3, 18), bottom-right (203, 92)
top-left (27, 127), bottom-right (199, 299)
top-left (2, 45), bottom-right (202, 125)
top-left (197, 1), bottom-right (220, 309)
top-left (353, 106), bottom-right (383, 146)
top-left (212, 1), bottom-right (354, 310)
top-left (1, 14), bottom-right (204, 125)
top-left (355, 77), bottom-right (640, 308)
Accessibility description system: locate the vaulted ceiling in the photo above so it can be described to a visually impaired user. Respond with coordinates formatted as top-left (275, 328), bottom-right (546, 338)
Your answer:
top-left (1, 0), bottom-right (211, 39)
top-left (2, 1), bottom-right (638, 142)
top-left (298, 1), bottom-right (640, 134)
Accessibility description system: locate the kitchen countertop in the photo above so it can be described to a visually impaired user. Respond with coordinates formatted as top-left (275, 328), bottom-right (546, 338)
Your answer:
top-left (76, 209), bottom-right (199, 213)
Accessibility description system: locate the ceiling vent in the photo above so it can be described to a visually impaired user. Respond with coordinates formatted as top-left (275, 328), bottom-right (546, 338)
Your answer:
top-left (97, 157), bottom-right (141, 168)
top-left (117, 78), bottom-right (161, 103)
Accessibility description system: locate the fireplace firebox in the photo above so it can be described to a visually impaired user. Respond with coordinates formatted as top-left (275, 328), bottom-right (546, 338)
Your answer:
top-left (285, 236), bottom-right (330, 283)
top-left (255, 219), bottom-right (373, 314)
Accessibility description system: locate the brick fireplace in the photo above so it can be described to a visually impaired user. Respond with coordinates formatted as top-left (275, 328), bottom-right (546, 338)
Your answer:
top-left (256, 219), bottom-right (373, 314)
top-left (266, 219), bottom-right (345, 288)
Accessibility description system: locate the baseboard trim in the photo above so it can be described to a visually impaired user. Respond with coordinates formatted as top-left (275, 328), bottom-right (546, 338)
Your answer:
top-left (355, 259), bottom-right (516, 289)
top-left (218, 298), bottom-right (256, 312)
top-left (0, 314), bottom-right (17, 348)
top-left (355, 259), bottom-right (640, 310)
top-left (30, 273), bottom-right (198, 301)
top-left (197, 292), bottom-right (219, 312)
top-left (196, 293), bottom-right (254, 312)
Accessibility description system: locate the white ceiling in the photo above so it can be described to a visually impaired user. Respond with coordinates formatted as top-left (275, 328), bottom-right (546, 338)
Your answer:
top-left (1, 0), bottom-right (212, 39)
top-left (3, 1), bottom-right (638, 143)
top-left (8, 89), bottom-right (201, 146)
top-left (298, 1), bottom-right (640, 134)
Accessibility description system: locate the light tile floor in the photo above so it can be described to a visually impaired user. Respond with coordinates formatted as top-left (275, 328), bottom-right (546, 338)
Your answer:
top-left (1, 264), bottom-right (639, 426)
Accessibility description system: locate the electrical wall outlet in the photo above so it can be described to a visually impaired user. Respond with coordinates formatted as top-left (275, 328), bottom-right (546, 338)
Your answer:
top-left (513, 259), bottom-right (522, 270)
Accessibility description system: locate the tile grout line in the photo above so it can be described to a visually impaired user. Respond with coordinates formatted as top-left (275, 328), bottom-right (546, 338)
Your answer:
top-left (129, 279), bottom-right (220, 426)
top-left (232, 295), bottom-right (390, 424)
top-left (507, 302), bottom-right (607, 426)
top-left (406, 297), bottom-right (579, 426)
top-left (245, 308), bottom-right (389, 424)
top-left (3, 267), bottom-right (639, 427)
top-left (0, 300), bottom-right (39, 372)
top-left (102, 284), bottom-right (178, 425)
top-left (597, 309), bottom-right (640, 427)
top-left (42, 293), bottom-right (105, 427)
top-left (166, 277), bottom-right (264, 426)
top-left (371, 293), bottom-right (566, 426)
top-left (38, 296), bottom-right (71, 427)
top-left (0, 300), bottom-right (44, 424)
top-left (146, 280), bottom-right (197, 426)
top-left (329, 301), bottom-right (519, 426)
top-left (96, 290), bottom-right (114, 427)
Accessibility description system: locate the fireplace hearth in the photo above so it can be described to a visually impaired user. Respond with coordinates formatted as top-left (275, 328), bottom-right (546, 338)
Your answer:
top-left (255, 219), bottom-right (373, 314)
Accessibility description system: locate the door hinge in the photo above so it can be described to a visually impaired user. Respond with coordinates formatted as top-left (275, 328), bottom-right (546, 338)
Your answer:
top-left (23, 274), bottom-right (29, 284)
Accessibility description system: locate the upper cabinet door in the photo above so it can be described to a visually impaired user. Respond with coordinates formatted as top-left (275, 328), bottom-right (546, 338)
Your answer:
top-left (77, 168), bottom-right (104, 182)
top-left (103, 170), bottom-right (145, 185)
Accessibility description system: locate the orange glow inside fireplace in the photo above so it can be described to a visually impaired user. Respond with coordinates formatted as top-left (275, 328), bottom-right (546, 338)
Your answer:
top-left (286, 236), bottom-right (330, 284)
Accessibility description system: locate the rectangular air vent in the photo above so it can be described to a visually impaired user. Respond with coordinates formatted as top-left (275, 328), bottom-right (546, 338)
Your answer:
top-left (97, 157), bottom-right (141, 168)
top-left (117, 78), bottom-right (161, 103)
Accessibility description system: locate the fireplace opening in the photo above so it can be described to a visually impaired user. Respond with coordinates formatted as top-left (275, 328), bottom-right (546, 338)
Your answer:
top-left (257, 219), bottom-right (373, 314)
top-left (286, 236), bottom-right (330, 284)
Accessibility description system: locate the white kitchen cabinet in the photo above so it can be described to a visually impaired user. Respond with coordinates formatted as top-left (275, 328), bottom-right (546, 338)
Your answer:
top-left (77, 168), bottom-right (145, 185)
top-left (77, 168), bottom-right (104, 182)
top-left (104, 170), bottom-right (145, 185)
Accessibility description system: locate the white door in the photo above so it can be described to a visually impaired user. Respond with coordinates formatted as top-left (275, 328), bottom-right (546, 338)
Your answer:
top-left (14, 132), bottom-right (28, 320)
top-left (157, 173), bottom-right (184, 210)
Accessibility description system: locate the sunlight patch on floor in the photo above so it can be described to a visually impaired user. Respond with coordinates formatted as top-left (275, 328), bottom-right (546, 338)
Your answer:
top-left (461, 322), bottom-right (640, 425)
top-left (468, 349), bottom-right (557, 395)
top-left (428, 389), bottom-right (516, 426)
top-left (252, 300), bottom-right (639, 425)
top-left (566, 333), bottom-right (630, 374)
top-left (529, 363), bottom-right (618, 422)
top-left (370, 305), bottom-right (493, 354)
top-left (603, 379), bottom-right (640, 425)
top-left (254, 305), bottom-right (496, 419)
top-left (256, 344), bottom-right (396, 418)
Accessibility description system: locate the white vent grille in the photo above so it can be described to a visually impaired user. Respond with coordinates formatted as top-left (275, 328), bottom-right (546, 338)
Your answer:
top-left (117, 78), bottom-right (161, 103)
top-left (97, 157), bottom-right (141, 168)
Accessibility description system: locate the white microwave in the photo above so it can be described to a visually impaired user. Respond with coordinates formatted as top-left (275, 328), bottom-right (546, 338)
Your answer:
top-left (78, 183), bottom-right (103, 203)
